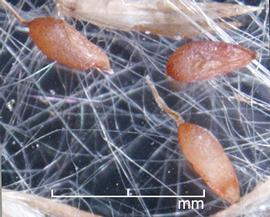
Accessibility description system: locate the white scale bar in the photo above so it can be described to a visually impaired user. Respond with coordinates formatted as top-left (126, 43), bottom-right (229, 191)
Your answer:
top-left (51, 189), bottom-right (205, 199)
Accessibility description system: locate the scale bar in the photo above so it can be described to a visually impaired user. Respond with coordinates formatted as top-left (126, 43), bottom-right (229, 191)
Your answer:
top-left (51, 189), bottom-right (205, 199)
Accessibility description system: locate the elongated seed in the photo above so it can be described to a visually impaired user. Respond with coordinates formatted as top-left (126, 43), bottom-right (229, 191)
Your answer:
top-left (167, 41), bottom-right (256, 82)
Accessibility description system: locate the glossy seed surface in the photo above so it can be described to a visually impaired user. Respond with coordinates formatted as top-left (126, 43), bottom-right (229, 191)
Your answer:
top-left (167, 41), bottom-right (256, 83)
top-left (178, 123), bottom-right (240, 204)
top-left (29, 17), bottom-right (111, 71)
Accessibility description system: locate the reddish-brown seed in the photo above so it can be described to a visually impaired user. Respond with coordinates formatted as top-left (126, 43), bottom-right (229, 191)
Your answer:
top-left (28, 17), bottom-right (111, 71)
top-left (178, 123), bottom-right (240, 204)
top-left (167, 41), bottom-right (256, 83)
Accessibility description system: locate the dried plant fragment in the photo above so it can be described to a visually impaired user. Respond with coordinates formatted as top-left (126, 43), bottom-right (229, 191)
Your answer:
top-left (167, 41), bottom-right (256, 83)
top-left (2, 189), bottom-right (101, 217)
top-left (146, 76), bottom-right (240, 204)
top-left (57, 0), bottom-right (259, 38)
top-left (0, 0), bottom-right (112, 73)
top-left (179, 123), bottom-right (240, 204)
top-left (213, 178), bottom-right (270, 217)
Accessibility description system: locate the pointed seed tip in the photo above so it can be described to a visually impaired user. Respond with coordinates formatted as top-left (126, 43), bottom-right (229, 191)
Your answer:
top-left (105, 68), bottom-right (114, 75)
